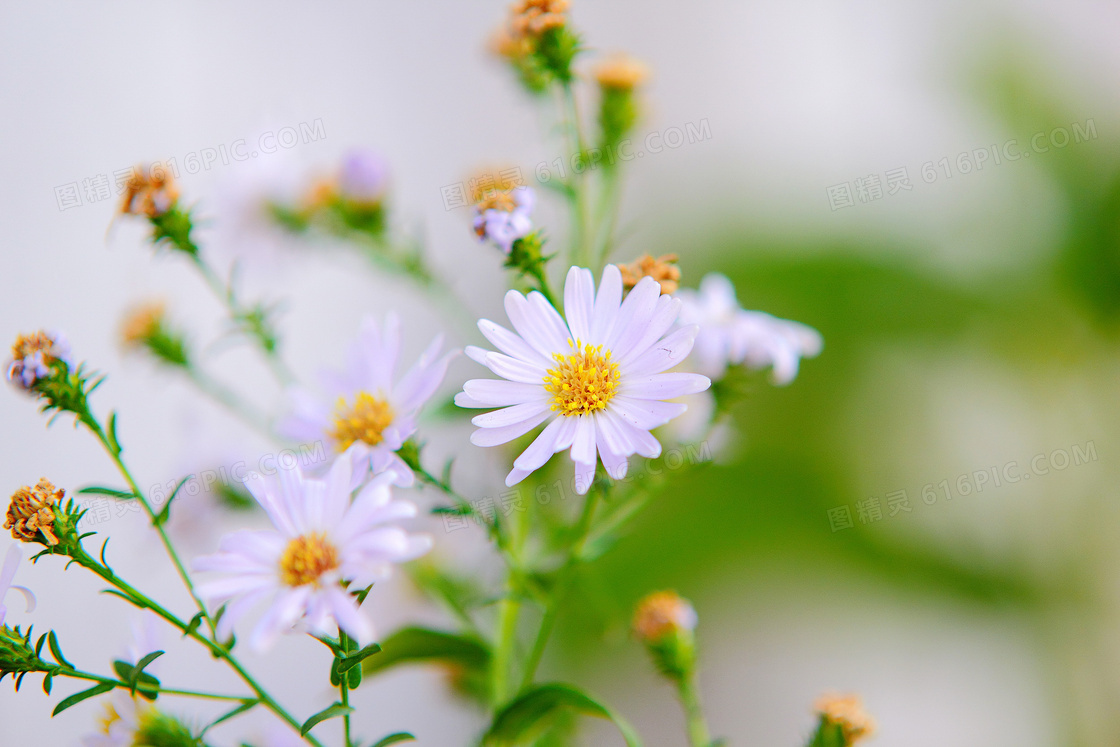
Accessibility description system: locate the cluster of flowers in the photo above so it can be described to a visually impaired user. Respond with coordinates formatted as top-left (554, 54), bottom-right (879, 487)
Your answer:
top-left (0, 2), bottom-right (873, 746)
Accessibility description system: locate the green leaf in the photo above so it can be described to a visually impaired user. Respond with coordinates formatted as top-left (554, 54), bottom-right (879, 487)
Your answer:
top-left (47, 630), bottom-right (72, 669)
top-left (52, 681), bottom-right (115, 716)
top-left (300, 702), bottom-right (353, 736)
top-left (107, 411), bottom-right (121, 455)
top-left (336, 642), bottom-right (382, 673)
top-left (200, 699), bottom-right (259, 737)
top-left (805, 719), bottom-right (846, 747)
top-left (76, 486), bottom-right (137, 499)
top-left (484, 683), bottom-right (642, 747)
top-left (361, 627), bottom-right (490, 678)
top-left (112, 658), bottom-right (162, 700)
top-left (183, 612), bottom-right (205, 638)
top-left (370, 732), bottom-right (416, 747)
top-left (154, 476), bottom-right (192, 526)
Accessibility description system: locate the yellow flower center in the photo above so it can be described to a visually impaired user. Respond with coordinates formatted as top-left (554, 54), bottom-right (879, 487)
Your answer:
top-left (328, 391), bottom-right (395, 452)
top-left (279, 532), bottom-right (340, 587)
top-left (544, 340), bottom-right (620, 416)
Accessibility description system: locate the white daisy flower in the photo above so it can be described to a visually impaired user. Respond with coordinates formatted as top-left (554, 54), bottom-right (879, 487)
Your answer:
top-left (277, 314), bottom-right (457, 490)
top-left (677, 273), bottom-right (822, 384)
top-left (192, 455), bottom-right (431, 652)
top-left (473, 186), bottom-right (535, 253)
top-left (456, 265), bottom-right (711, 494)
top-left (0, 545), bottom-right (35, 626)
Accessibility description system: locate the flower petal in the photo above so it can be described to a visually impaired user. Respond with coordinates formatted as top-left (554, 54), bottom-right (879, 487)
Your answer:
top-left (563, 266), bottom-right (595, 343)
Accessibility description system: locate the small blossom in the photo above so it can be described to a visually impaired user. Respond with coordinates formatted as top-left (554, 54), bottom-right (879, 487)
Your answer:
top-left (632, 590), bottom-right (697, 643)
top-left (120, 301), bottom-right (167, 348)
top-left (456, 265), bottom-right (710, 493)
top-left (119, 166), bottom-right (179, 218)
top-left (80, 691), bottom-right (197, 747)
top-left (5, 479), bottom-right (65, 546)
top-left (676, 273), bottom-right (822, 383)
top-left (617, 253), bottom-right (680, 295)
top-left (473, 186), bottom-right (535, 254)
top-left (0, 546), bottom-right (35, 626)
top-left (814, 693), bottom-right (876, 744)
top-left (277, 314), bottom-right (457, 489)
top-left (594, 53), bottom-right (649, 90)
top-left (337, 148), bottom-right (389, 206)
top-left (193, 455), bottom-right (431, 651)
top-left (6, 331), bottom-right (70, 389)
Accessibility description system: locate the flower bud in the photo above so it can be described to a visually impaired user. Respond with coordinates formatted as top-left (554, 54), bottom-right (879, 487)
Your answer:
top-left (595, 54), bottom-right (646, 154)
top-left (633, 590), bottom-right (698, 680)
top-left (812, 693), bottom-right (876, 745)
top-left (120, 302), bottom-right (190, 368)
top-left (120, 165), bottom-right (180, 218)
top-left (491, 0), bottom-right (580, 90)
top-left (5, 479), bottom-right (65, 546)
top-left (0, 625), bottom-right (50, 688)
top-left (6, 331), bottom-right (71, 391)
top-left (617, 254), bottom-right (680, 295)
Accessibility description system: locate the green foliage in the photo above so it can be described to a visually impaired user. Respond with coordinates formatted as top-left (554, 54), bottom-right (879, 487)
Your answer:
top-left (300, 701), bottom-right (354, 736)
top-left (483, 683), bottom-right (642, 747)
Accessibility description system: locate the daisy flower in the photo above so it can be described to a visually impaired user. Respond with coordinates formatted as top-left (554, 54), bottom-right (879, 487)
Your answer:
top-left (676, 273), bottom-right (821, 384)
top-left (277, 314), bottom-right (456, 489)
top-left (80, 691), bottom-right (152, 747)
top-left (0, 545), bottom-right (34, 626)
top-left (456, 265), bottom-right (711, 493)
top-left (192, 455), bottom-right (431, 651)
top-left (473, 186), bottom-right (535, 253)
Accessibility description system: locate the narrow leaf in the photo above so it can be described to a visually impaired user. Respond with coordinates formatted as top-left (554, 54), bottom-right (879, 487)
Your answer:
top-left (47, 631), bottom-right (73, 669)
top-left (77, 486), bottom-right (137, 499)
top-left (485, 683), bottom-right (642, 747)
top-left (200, 699), bottom-right (259, 737)
top-left (52, 681), bottom-right (114, 716)
top-left (336, 643), bottom-right (382, 673)
top-left (371, 733), bottom-right (416, 747)
top-left (362, 627), bottom-right (489, 678)
top-left (300, 702), bottom-right (353, 736)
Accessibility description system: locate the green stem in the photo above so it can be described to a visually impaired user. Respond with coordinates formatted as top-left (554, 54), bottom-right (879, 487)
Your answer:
top-left (61, 668), bottom-right (247, 702)
top-left (519, 484), bottom-right (602, 690)
top-left (339, 630), bottom-right (353, 747)
top-left (491, 594), bottom-right (521, 707)
top-left (70, 546), bottom-right (326, 747)
top-left (559, 82), bottom-right (592, 268)
top-left (593, 167), bottom-right (623, 268)
top-left (678, 673), bottom-right (712, 747)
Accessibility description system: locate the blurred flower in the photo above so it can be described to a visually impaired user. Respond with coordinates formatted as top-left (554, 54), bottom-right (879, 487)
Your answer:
top-left (473, 186), bottom-right (535, 254)
top-left (617, 253), bottom-right (680, 295)
top-left (632, 590), bottom-right (697, 643)
top-left (119, 166), bottom-right (179, 218)
top-left (594, 53), bottom-right (648, 90)
top-left (509, 0), bottom-right (570, 38)
top-left (193, 456), bottom-right (431, 651)
top-left (277, 314), bottom-right (456, 489)
top-left (457, 265), bottom-right (710, 493)
top-left (81, 691), bottom-right (198, 747)
top-left (5, 479), bottom-right (65, 546)
top-left (813, 693), bottom-right (876, 745)
top-left (6, 331), bottom-right (70, 390)
top-left (0, 546), bottom-right (35, 626)
top-left (123, 611), bottom-right (162, 672)
top-left (677, 273), bottom-right (822, 383)
top-left (119, 302), bottom-right (166, 348)
top-left (491, 0), bottom-right (578, 91)
top-left (337, 148), bottom-right (389, 206)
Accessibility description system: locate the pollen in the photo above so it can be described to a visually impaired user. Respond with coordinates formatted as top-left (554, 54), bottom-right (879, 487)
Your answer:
top-left (328, 391), bottom-right (395, 451)
top-left (279, 532), bottom-right (340, 587)
top-left (544, 340), bottom-right (620, 416)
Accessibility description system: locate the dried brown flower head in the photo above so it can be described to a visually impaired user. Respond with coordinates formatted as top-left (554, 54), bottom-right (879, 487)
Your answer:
top-left (5, 479), bottom-right (65, 546)
top-left (814, 694), bottom-right (876, 744)
top-left (120, 166), bottom-right (179, 217)
top-left (632, 590), bottom-right (697, 643)
top-left (594, 54), bottom-right (649, 90)
top-left (617, 254), bottom-right (681, 295)
top-left (7, 331), bottom-right (67, 390)
top-left (509, 0), bottom-right (570, 38)
top-left (120, 301), bottom-right (167, 348)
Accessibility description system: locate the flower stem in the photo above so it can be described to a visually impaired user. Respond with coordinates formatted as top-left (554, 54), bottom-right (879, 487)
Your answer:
top-left (60, 668), bottom-right (247, 702)
top-left (185, 366), bottom-right (274, 439)
top-left (519, 483), bottom-right (602, 690)
top-left (559, 82), bottom-right (592, 268)
top-left (339, 629), bottom-right (353, 747)
top-left (491, 593), bottom-right (521, 707)
top-left (69, 546), bottom-right (326, 747)
top-left (678, 673), bottom-right (712, 747)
